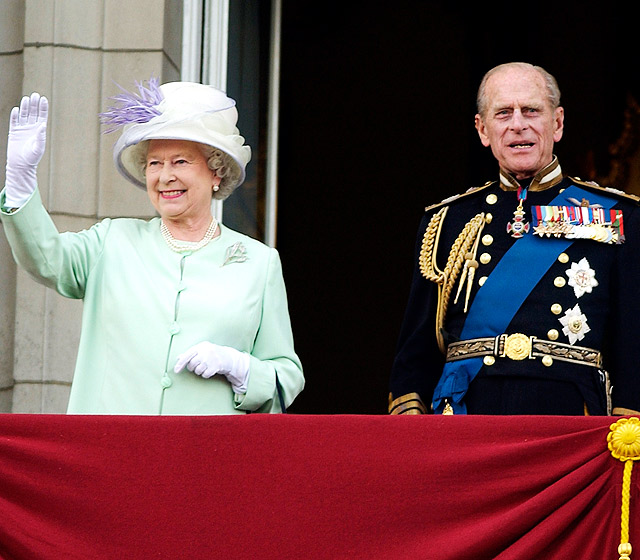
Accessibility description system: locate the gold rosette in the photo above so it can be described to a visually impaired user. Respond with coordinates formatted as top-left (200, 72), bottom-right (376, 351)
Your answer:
top-left (608, 417), bottom-right (640, 560)
top-left (609, 417), bottom-right (640, 462)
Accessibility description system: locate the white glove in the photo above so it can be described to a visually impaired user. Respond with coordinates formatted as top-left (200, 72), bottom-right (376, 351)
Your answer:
top-left (174, 341), bottom-right (250, 394)
top-left (5, 92), bottom-right (49, 208)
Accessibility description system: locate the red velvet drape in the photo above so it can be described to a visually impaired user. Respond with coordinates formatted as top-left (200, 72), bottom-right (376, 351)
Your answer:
top-left (0, 414), bottom-right (636, 559)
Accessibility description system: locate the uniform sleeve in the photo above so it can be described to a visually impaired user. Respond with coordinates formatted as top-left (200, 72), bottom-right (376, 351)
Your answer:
top-left (1, 187), bottom-right (106, 299)
top-left (388, 214), bottom-right (445, 414)
top-left (234, 248), bottom-right (304, 412)
top-left (608, 202), bottom-right (640, 415)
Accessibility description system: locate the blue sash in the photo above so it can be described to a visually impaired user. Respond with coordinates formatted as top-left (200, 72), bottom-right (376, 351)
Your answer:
top-left (432, 184), bottom-right (619, 414)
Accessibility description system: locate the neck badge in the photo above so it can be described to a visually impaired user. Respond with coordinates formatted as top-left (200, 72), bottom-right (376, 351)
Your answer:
top-left (506, 186), bottom-right (530, 238)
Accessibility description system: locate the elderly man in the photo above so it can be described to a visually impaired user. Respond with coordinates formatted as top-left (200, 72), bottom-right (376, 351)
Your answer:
top-left (389, 62), bottom-right (640, 416)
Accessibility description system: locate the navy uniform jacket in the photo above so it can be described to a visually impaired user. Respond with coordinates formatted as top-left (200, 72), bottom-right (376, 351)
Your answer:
top-left (389, 159), bottom-right (640, 416)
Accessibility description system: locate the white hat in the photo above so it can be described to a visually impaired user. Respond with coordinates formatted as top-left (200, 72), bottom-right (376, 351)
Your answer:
top-left (102, 79), bottom-right (252, 192)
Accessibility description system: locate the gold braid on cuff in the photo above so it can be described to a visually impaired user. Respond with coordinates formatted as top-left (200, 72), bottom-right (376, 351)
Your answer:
top-left (388, 392), bottom-right (427, 415)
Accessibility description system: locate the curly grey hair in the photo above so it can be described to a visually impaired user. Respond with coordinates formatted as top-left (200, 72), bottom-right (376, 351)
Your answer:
top-left (476, 62), bottom-right (561, 117)
top-left (132, 140), bottom-right (242, 201)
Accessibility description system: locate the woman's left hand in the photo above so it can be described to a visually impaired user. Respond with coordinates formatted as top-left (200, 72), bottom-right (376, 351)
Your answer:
top-left (174, 341), bottom-right (250, 394)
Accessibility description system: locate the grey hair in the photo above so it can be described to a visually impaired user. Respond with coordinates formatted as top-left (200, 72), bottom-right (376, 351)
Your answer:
top-left (133, 140), bottom-right (241, 201)
top-left (476, 62), bottom-right (561, 117)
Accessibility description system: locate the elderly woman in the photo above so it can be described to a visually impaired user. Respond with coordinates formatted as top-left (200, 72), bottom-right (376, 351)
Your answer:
top-left (0, 79), bottom-right (304, 415)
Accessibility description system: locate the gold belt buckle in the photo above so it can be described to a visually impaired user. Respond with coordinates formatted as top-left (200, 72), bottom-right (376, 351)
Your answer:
top-left (500, 333), bottom-right (534, 361)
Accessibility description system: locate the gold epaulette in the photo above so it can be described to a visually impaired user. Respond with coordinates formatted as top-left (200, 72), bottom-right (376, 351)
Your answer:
top-left (568, 176), bottom-right (640, 205)
top-left (424, 181), bottom-right (496, 212)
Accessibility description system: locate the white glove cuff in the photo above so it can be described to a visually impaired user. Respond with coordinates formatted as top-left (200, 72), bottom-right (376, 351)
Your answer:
top-left (227, 351), bottom-right (250, 395)
top-left (4, 166), bottom-right (37, 208)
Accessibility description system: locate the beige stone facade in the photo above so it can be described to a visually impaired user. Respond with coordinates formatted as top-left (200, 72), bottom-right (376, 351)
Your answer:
top-left (0, 0), bottom-right (184, 412)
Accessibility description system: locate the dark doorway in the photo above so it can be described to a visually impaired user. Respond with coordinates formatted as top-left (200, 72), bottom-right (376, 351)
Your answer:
top-left (277, 2), bottom-right (640, 414)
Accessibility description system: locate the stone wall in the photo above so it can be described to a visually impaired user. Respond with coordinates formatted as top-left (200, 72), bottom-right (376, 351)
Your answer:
top-left (0, 0), bottom-right (183, 412)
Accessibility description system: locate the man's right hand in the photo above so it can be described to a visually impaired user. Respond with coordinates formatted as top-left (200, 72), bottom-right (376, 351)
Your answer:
top-left (5, 92), bottom-right (49, 208)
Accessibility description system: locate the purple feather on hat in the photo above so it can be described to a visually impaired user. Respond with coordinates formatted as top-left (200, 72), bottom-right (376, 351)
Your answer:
top-left (99, 77), bottom-right (164, 133)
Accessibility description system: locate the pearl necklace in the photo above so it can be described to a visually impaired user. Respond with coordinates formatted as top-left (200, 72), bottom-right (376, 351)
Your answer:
top-left (160, 217), bottom-right (219, 253)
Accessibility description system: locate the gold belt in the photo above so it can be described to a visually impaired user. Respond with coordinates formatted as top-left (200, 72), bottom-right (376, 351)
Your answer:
top-left (445, 333), bottom-right (602, 368)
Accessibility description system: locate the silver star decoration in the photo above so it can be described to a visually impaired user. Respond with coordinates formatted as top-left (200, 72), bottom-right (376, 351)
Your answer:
top-left (559, 303), bottom-right (591, 344)
top-left (565, 257), bottom-right (598, 298)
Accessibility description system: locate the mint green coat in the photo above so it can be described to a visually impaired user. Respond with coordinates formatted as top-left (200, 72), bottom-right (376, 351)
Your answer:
top-left (1, 189), bottom-right (304, 414)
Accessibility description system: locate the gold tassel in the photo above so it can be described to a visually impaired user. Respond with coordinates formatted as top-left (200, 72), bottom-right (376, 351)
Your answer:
top-left (607, 417), bottom-right (640, 560)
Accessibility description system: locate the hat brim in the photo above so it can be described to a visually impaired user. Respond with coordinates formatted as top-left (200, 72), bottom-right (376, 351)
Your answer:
top-left (113, 117), bottom-right (251, 190)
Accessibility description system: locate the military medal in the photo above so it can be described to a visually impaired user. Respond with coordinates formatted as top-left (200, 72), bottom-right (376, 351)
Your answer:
top-left (507, 186), bottom-right (530, 238)
top-left (531, 204), bottom-right (624, 244)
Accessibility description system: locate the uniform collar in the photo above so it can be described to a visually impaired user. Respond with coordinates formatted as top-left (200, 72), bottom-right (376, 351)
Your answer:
top-left (498, 156), bottom-right (563, 192)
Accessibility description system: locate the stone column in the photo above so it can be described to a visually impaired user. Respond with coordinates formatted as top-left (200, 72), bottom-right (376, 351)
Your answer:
top-left (0, 0), bottom-right (27, 412)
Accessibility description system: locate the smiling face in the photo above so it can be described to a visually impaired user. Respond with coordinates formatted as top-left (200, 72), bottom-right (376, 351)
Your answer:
top-left (474, 66), bottom-right (564, 180)
top-left (145, 139), bottom-right (220, 225)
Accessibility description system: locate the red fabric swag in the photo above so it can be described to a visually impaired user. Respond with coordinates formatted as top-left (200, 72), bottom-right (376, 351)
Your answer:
top-left (0, 414), bottom-right (636, 560)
